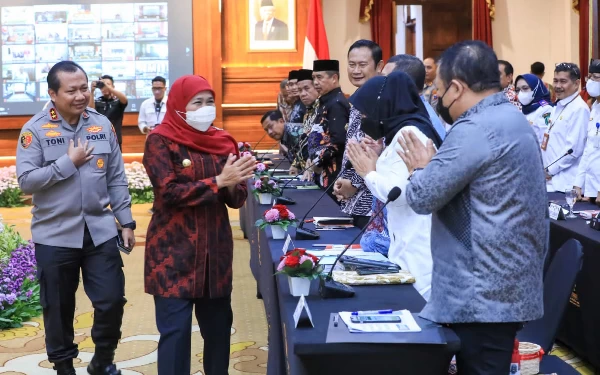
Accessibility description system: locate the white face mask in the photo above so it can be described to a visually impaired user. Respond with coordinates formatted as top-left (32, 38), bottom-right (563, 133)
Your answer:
top-left (518, 90), bottom-right (535, 106)
top-left (586, 80), bottom-right (600, 98)
top-left (177, 106), bottom-right (216, 132)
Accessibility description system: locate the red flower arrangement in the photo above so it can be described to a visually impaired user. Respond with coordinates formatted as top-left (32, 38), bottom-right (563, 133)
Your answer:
top-left (255, 204), bottom-right (297, 230)
top-left (275, 248), bottom-right (323, 279)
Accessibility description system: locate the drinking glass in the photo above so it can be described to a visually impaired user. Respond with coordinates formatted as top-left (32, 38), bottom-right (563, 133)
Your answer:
top-left (565, 189), bottom-right (577, 218)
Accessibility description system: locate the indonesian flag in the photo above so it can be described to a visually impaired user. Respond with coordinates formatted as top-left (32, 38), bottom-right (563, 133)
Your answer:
top-left (303, 0), bottom-right (330, 68)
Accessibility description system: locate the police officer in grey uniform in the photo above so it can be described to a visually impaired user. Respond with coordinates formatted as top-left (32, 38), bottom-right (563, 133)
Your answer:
top-left (16, 61), bottom-right (135, 375)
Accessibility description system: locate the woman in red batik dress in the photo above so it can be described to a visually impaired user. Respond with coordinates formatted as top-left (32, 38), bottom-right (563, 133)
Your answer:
top-left (143, 75), bottom-right (256, 375)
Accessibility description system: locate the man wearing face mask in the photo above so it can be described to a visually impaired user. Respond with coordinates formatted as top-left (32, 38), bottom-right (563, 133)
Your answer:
top-left (308, 60), bottom-right (350, 195)
top-left (334, 40), bottom-right (383, 229)
top-left (542, 63), bottom-right (589, 192)
top-left (514, 73), bottom-right (553, 144)
top-left (89, 75), bottom-right (128, 151)
top-left (396, 41), bottom-right (547, 375)
top-left (574, 60), bottom-right (600, 203)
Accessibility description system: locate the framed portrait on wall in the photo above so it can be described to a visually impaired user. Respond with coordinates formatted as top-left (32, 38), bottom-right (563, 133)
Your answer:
top-left (249, 0), bottom-right (296, 52)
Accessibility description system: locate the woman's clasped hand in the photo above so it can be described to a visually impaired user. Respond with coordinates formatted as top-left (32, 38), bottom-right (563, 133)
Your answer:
top-left (216, 154), bottom-right (257, 188)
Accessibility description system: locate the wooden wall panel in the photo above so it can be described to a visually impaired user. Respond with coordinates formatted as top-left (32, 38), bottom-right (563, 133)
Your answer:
top-left (223, 106), bottom-right (278, 149)
top-left (422, 1), bottom-right (472, 59)
top-left (222, 66), bottom-right (293, 104)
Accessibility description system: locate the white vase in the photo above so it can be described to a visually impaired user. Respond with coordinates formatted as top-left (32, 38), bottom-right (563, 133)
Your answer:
top-left (271, 225), bottom-right (286, 239)
top-left (258, 193), bottom-right (272, 204)
top-left (288, 277), bottom-right (311, 297)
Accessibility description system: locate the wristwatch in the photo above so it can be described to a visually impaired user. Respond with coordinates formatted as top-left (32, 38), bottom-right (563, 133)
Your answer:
top-left (408, 168), bottom-right (424, 181)
top-left (122, 221), bottom-right (137, 230)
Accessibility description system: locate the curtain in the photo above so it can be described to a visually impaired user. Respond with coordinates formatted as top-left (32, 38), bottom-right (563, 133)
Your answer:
top-left (359, 0), bottom-right (394, 62)
top-left (472, 0), bottom-right (495, 47)
top-left (578, 0), bottom-right (590, 79)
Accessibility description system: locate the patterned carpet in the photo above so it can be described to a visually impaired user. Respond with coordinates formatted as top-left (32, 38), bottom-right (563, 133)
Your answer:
top-left (0, 204), bottom-right (596, 374)
top-left (0, 204), bottom-right (268, 374)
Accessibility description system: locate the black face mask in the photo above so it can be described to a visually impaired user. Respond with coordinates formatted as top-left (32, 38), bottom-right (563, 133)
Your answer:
top-left (360, 117), bottom-right (384, 141)
top-left (436, 84), bottom-right (457, 125)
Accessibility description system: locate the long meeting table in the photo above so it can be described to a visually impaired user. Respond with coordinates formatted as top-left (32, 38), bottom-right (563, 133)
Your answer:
top-left (547, 192), bottom-right (600, 369)
top-left (240, 167), bottom-right (460, 374)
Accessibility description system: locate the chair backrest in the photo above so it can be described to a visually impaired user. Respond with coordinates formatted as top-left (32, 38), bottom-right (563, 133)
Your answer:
top-left (517, 239), bottom-right (583, 354)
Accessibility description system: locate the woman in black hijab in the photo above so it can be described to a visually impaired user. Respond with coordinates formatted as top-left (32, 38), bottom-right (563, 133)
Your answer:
top-left (346, 71), bottom-right (441, 300)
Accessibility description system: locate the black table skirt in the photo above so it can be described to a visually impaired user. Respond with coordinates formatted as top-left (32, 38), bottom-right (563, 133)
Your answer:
top-left (548, 192), bottom-right (600, 369)
top-left (243, 170), bottom-right (459, 375)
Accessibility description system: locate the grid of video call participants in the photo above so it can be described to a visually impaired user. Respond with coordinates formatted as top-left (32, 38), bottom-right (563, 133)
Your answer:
top-left (1, 3), bottom-right (168, 103)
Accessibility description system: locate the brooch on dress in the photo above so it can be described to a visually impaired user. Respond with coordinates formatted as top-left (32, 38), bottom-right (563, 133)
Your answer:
top-left (182, 159), bottom-right (191, 167)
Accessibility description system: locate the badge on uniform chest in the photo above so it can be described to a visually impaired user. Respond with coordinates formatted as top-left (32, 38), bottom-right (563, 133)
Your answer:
top-left (541, 133), bottom-right (549, 150)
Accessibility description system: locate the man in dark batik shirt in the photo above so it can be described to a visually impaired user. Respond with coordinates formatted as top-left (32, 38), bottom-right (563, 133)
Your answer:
top-left (260, 109), bottom-right (302, 161)
top-left (286, 70), bottom-right (306, 124)
top-left (308, 59), bottom-right (350, 197)
top-left (292, 69), bottom-right (320, 174)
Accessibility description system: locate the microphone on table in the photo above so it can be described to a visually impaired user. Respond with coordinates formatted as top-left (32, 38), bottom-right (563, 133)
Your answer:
top-left (271, 134), bottom-right (305, 171)
top-left (251, 132), bottom-right (272, 161)
top-left (274, 157), bottom-right (322, 205)
top-left (544, 148), bottom-right (573, 172)
top-left (295, 160), bottom-right (352, 240)
top-left (319, 186), bottom-right (402, 299)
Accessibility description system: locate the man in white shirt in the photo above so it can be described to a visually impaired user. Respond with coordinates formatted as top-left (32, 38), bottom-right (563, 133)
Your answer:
top-left (543, 63), bottom-right (589, 192)
top-left (138, 76), bottom-right (168, 134)
top-left (574, 60), bottom-right (600, 202)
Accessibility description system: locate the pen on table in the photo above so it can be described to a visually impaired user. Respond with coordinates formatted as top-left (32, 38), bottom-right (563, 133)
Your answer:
top-left (333, 314), bottom-right (338, 327)
top-left (351, 309), bottom-right (393, 316)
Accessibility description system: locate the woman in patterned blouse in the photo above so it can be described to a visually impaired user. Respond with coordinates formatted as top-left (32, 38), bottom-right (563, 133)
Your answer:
top-left (143, 75), bottom-right (256, 375)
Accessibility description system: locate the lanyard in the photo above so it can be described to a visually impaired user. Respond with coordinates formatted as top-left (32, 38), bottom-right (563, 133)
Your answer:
top-left (154, 101), bottom-right (163, 124)
top-left (547, 95), bottom-right (578, 133)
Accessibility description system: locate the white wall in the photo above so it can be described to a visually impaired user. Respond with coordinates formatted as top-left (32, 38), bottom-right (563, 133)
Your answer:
top-left (492, 0), bottom-right (580, 78)
top-left (322, 0), bottom-right (372, 94)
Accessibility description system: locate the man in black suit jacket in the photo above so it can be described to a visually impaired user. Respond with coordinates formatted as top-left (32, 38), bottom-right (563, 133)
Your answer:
top-left (254, 0), bottom-right (288, 40)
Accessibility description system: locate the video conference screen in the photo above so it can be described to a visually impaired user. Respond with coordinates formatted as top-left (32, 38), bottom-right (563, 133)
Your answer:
top-left (0, 0), bottom-right (193, 116)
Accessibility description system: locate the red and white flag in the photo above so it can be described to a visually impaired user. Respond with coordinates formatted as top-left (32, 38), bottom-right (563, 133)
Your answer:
top-left (303, 0), bottom-right (330, 68)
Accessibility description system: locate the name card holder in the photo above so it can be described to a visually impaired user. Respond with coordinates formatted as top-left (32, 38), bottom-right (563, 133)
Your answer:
top-left (549, 203), bottom-right (566, 221)
top-left (293, 295), bottom-right (314, 328)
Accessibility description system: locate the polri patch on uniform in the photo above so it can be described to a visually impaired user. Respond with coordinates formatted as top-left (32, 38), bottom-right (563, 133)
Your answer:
top-left (96, 158), bottom-right (105, 169)
top-left (45, 130), bottom-right (61, 137)
top-left (41, 123), bottom-right (58, 129)
top-left (87, 126), bottom-right (102, 133)
top-left (20, 131), bottom-right (33, 149)
top-left (49, 108), bottom-right (58, 121)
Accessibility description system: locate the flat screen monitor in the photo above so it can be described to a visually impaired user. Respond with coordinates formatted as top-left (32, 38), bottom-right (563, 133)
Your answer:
top-left (0, 0), bottom-right (193, 115)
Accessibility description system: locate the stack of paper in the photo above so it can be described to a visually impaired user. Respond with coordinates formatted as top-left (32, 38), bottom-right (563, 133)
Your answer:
top-left (313, 217), bottom-right (354, 229)
top-left (338, 310), bottom-right (421, 333)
